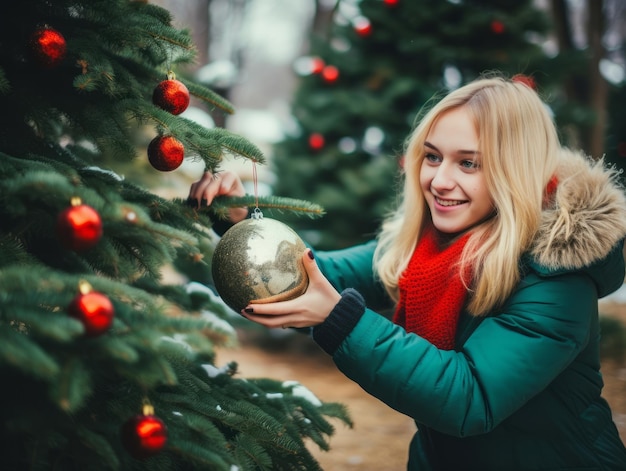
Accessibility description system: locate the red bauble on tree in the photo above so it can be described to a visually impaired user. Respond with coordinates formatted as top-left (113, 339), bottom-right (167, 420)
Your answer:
top-left (321, 65), bottom-right (340, 84)
top-left (122, 404), bottom-right (168, 459)
top-left (490, 19), bottom-right (506, 34)
top-left (383, 0), bottom-right (399, 6)
top-left (354, 17), bottom-right (373, 37)
top-left (308, 133), bottom-right (325, 151)
top-left (56, 197), bottom-right (103, 251)
top-left (152, 72), bottom-right (190, 115)
top-left (68, 281), bottom-right (114, 337)
top-left (310, 56), bottom-right (325, 74)
top-left (147, 135), bottom-right (184, 171)
top-left (30, 26), bottom-right (67, 68)
top-left (512, 74), bottom-right (537, 90)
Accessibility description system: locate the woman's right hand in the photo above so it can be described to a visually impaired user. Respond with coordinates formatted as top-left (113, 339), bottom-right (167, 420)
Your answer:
top-left (241, 249), bottom-right (342, 329)
top-left (188, 170), bottom-right (248, 224)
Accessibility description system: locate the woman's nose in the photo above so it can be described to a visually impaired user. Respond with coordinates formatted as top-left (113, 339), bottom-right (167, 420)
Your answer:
top-left (431, 164), bottom-right (455, 191)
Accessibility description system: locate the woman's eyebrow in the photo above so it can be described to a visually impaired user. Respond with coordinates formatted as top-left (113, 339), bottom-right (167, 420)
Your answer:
top-left (424, 140), bottom-right (479, 156)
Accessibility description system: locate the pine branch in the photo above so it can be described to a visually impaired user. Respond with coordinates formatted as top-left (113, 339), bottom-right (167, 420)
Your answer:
top-left (0, 326), bottom-right (60, 380)
top-left (184, 79), bottom-right (235, 115)
top-left (0, 67), bottom-right (9, 94)
top-left (186, 195), bottom-right (326, 220)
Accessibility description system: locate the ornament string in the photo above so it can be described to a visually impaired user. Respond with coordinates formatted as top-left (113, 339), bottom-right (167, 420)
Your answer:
top-left (251, 161), bottom-right (263, 220)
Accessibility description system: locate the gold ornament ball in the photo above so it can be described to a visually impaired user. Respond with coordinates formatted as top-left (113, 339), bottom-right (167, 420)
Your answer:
top-left (211, 217), bottom-right (309, 312)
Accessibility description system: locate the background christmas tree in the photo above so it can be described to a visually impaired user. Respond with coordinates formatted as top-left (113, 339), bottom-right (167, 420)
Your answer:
top-left (0, 1), bottom-right (349, 470)
top-left (271, 0), bottom-right (621, 250)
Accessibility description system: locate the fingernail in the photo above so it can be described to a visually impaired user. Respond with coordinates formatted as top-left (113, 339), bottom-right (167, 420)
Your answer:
top-left (307, 249), bottom-right (315, 260)
top-left (243, 307), bottom-right (254, 314)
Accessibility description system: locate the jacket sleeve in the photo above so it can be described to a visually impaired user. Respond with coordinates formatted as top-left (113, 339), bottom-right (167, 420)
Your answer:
top-left (315, 270), bottom-right (597, 438)
top-left (314, 241), bottom-right (390, 311)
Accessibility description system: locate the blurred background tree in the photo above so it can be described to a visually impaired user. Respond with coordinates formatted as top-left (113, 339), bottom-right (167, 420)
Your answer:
top-left (545, 0), bottom-right (626, 181)
top-left (266, 0), bottom-right (625, 249)
top-left (0, 1), bottom-right (348, 470)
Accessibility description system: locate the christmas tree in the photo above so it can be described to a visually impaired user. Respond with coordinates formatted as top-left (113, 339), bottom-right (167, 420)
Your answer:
top-left (272, 0), bottom-right (561, 249)
top-left (0, 1), bottom-right (349, 470)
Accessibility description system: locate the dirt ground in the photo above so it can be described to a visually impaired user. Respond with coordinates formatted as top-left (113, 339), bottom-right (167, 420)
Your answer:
top-left (216, 303), bottom-right (626, 471)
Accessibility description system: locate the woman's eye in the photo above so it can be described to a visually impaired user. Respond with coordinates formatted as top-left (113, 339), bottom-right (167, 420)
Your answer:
top-left (425, 153), bottom-right (441, 163)
top-left (461, 160), bottom-right (479, 169)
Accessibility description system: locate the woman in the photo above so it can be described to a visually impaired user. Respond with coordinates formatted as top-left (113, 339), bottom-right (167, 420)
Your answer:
top-left (189, 76), bottom-right (626, 470)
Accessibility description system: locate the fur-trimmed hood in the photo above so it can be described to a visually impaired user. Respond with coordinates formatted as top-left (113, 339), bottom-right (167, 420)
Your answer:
top-left (530, 149), bottom-right (626, 271)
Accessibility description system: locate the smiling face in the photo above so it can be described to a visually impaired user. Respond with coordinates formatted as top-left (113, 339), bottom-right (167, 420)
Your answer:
top-left (419, 106), bottom-right (494, 234)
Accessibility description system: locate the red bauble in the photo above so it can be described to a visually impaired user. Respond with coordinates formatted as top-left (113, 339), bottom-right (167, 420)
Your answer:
top-left (152, 79), bottom-right (190, 115)
top-left (310, 57), bottom-right (325, 74)
top-left (512, 74), bottom-right (537, 90)
top-left (30, 26), bottom-right (67, 68)
top-left (321, 65), bottom-right (339, 84)
top-left (490, 20), bottom-right (505, 34)
top-left (57, 200), bottom-right (103, 251)
top-left (68, 283), bottom-right (114, 337)
top-left (308, 133), bottom-right (325, 151)
top-left (354, 17), bottom-right (373, 37)
top-left (122, 414), bottom-right (168, 459)
top-left (383, 0), bottom-right (399, 6)
top-left (147, 135), bottom-right (184, 171)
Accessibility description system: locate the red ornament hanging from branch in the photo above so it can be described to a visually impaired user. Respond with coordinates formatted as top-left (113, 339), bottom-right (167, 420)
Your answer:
top-left (147, 135), bottom-right (185, 171)
top-left (56, 197), bottom-right (103, 251)
top-left (354, 17), bottom-right (373, 37)
top-left (121, 403), bottom-right (168, 459)
top-left (383, 0), bottom-right (399, 6)
top-left (308, 133), bottom-right (325, 151)
top-left (293, 56), bottom-right (325, 76)
top-left (67, 281), bottom-right (115, 337)
top-left (321, 65), bottom-right (340, 84)
top-left (30, 26), bottom-right (67, 68)
top-left (310, 56), bottom-right (325, 74)
top-left (152, 71), bottom-right (190, 115)
top-left (490, 19), bottom-right (506, 34)
top-left (512, 74), bottom-right (537, 90)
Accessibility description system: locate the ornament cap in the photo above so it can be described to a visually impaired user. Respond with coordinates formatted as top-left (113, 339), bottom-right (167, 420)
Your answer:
top-left (250, 207), bottom-right (263, 220)
top-left (142, 403), bottom-right (155, 416)
top-left (78, 280), bottom-right (93, 295)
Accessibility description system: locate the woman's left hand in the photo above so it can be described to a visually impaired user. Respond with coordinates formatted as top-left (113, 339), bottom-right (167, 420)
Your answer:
top-left (241, 249), bottom-right (341, 329)
top-left (188, 170), bottom-right (248, 224)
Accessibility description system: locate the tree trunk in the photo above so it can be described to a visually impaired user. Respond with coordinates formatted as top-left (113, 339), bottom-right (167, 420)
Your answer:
top-left (586, 0), bottom-right (608, 159)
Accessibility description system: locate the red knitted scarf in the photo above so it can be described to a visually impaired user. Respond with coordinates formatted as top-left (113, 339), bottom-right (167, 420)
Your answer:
top-left (393, 228), bottom-right (472, 350)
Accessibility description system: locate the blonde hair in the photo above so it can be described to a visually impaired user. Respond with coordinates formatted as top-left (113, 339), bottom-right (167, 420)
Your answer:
top-left (374, 76), bottom-right (560, 316)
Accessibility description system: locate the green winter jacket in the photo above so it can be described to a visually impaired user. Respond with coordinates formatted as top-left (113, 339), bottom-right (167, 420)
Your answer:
top-left (311, 151), bottom-right (626, 470)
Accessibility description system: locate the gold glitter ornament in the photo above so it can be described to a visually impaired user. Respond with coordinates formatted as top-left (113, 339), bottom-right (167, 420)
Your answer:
top-left (211, 213), bottom-right (309, 312)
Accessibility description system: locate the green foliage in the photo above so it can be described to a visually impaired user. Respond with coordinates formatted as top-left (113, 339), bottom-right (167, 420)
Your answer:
top-left (0, 0), bottom-right (346, 469)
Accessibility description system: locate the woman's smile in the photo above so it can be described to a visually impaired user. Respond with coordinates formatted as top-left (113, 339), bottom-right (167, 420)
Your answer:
top-left (433, 196), bottom-right (468, 208)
